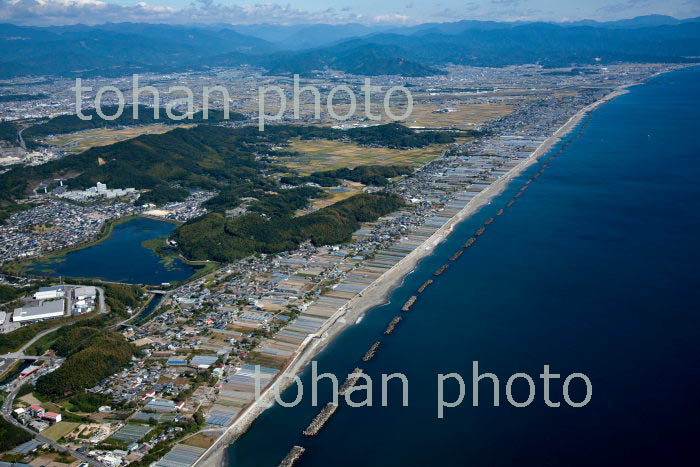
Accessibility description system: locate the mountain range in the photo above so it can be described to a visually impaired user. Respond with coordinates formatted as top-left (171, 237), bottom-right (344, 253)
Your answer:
top-left (0, 15), bottom-right (699, 79)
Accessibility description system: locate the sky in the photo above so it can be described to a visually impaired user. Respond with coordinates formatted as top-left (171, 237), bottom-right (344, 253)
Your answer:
top-left (1, 0), bottom-right (699, 26)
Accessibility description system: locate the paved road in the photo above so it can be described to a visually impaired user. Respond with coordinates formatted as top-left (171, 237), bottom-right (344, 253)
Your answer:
top-left (0, 326), bottom-right (64, 376)
top-left (1, 372), bottom-right (105, 467)
top-left (0, 354), bottom-right (54, 361)
top-left (17, 127), bottom-right (26, 150)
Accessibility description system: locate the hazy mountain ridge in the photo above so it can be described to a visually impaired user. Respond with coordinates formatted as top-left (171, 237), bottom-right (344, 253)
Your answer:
top-left (1, 16), bottom-right (699, 78)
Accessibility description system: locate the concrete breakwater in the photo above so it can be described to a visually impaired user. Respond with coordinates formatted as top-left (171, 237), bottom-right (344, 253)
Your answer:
top-left (417, 279), bottom-right (434, 293)
top-left (401, 296), bottom-right (417, 311)
top-left (384, 316), bottom-right (402, 335)
top-left (339, 368), bottom-right (364, 396)
top-left (362, 341), bottom-right (381, 362)
top-left (278, 446), bottom-right (305, 467)
top-left (303, 403), bottom-right (339, 436)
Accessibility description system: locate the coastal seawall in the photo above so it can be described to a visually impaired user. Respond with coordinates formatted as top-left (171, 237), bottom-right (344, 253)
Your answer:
top-left (196, 84), bottom-right (631, 467)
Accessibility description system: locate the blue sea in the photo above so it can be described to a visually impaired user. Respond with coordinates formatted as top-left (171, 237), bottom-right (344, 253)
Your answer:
top-left (227, 66), bottom-right (700, 466)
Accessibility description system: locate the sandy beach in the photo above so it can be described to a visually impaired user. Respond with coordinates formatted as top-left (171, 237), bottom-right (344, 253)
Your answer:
top-left (195, 85), bottom-right (630, 467)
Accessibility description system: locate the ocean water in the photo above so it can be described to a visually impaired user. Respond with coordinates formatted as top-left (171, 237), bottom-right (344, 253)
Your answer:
top-left (29, 217), bottom-right (196, 284)
top-left (227, 66), bottom-right (700, 466)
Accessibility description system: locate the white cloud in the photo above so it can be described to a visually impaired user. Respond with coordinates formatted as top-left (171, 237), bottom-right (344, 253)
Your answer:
top-left (0, 0), bottom-right (388, 26)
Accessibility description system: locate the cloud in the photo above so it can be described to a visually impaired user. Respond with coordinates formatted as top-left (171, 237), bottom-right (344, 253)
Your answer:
top-left (595, 0), bottom-right (653, 15)
top-left (0, 0), bottom-right (395, 26)
top-left (370, 13), bottom-right (412, 24)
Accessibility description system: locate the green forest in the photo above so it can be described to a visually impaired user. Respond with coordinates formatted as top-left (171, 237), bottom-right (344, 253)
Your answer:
top-left (0, 123), bottom-right (432, 264)
top-left (281, 165), bottom-right (412, 187)
top-left (35, 321), bottom-right (136, 399)
top-left (0, 284), bottom-right (25, 304)
top-left (136, 185), bottom-right (190, 206)
top-left (0, 124), bottom-right (271, 201)
top-left (22, 105), bottom-right (246, 141)
top-left (0, 123), bottom-right (440, 203)
top-left (0, 417), bottom-right (32, 453)
top-left (175, 192), bottom-right (404, 262)
top-left (0, 93), bottom-right (48, 102)
top-left (103, 283), bottom-right (145, 317)
top-left (0, 120), bottom-right (18, 144)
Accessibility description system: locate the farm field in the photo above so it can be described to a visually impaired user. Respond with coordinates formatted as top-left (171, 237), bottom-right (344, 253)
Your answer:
top-left (42, 421), bottom-right (80, 441)
top-left (278, 137), bottom-right (444, 174)
top-left (405, 102), bottom-right (513, 128)
top-left (45, 123), bottom-right (193, 154)
top-left (182, 433), bottom-right (218, 449)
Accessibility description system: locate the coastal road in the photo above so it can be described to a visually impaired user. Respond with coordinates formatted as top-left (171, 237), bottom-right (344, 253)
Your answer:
top-left (1, 372), bottom-right (106, 467)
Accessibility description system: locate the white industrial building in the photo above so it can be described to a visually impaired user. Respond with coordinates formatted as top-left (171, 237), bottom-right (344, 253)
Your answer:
top-left (33, 285), bottom-right (65, 300)
top-left (73, 286), bottom-right (97, 300)
top-left (13, 300), bottom-right (65, 322)
top-left (0, 311), bottom-right (6, 325)
top-left (72, 286), bottom-right (97, 314)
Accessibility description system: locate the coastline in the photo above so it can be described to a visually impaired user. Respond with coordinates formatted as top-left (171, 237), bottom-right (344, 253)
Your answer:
top-left (195, 84), bottom-right (633, 467)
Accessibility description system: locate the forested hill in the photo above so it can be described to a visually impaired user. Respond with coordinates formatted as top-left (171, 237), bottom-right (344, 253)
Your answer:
top-left (0, 123), bottom-right (450, 202)
top-left (35, 321), bottom-right (137, 398)
top-left (175, 192), bottom-right (405, 262)
top-left (22, 105), bottom-right (246, 143)
top-left (0, 122), bottom-right (442, 261)
top-left (0, 124), bottom-right (272, 201)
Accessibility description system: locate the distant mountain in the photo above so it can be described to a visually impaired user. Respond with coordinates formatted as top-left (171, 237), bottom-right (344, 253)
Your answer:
top-left (328, 22), bottom-right (700, 68)
top-left (563, 14), bottom-right (700, 29)
top-left (233, 42), bottom-right (446, 77)
top-left (1, 18), bottom-right (699, 79)
top-left (0, 23), bottom-right (274, 78)
top-left (228, 23), bottom-right (388, 50)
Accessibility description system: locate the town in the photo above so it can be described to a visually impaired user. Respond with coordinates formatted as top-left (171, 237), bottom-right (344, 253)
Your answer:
top-left (0, 62), bottom-right (682, 467)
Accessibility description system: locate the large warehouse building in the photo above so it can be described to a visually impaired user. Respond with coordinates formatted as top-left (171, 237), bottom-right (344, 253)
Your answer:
top-left (13, 300), bottom-right (65, 322)
top-left (33, 285), bottom-right (65, 300)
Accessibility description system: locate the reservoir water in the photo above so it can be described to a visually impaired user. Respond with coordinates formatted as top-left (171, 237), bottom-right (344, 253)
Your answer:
top-left (227, 66), bottom-right (700, 465)
top-left (29, 217), bottom-right (196, 285)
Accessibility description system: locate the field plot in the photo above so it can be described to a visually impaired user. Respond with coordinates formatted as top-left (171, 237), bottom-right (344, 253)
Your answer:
top-left (45, 124), bottom-right (193, 154)
top-left (406, 102), bottom-right (513, 128)
top-left (42, 421), bottom-right (80, 441)
top-left (308, 185), bottom-right (363, 211)
top-left (182, 433), bottom-right (218, 449)
top-left (279, 138), bottom-right (443, 174)
top-left (110, 423), bottom-right (152, 443)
